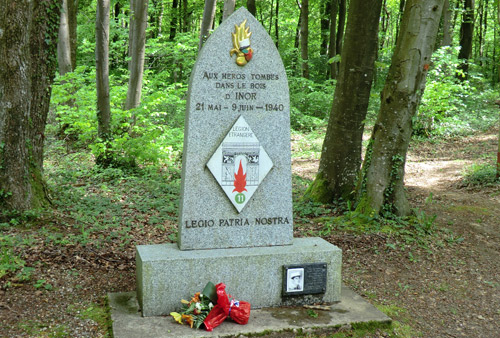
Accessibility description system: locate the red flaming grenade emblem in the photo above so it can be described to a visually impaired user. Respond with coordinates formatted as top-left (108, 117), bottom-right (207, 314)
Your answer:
top-left (233, 160), bottom-right (247, 205)
top-left (233, 160), bottom-right (247, 193)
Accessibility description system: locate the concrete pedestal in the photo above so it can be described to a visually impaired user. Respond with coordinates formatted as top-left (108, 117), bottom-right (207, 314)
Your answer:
top-left (136, 237), bottom-right (341, 317)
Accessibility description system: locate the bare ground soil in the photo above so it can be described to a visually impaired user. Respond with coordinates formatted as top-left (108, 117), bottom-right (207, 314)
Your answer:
top-left (1, 130), bottom-right (500, 337)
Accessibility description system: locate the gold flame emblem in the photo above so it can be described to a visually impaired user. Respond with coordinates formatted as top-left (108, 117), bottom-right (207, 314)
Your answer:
top-left (230, 20), bottom-right (253, 66)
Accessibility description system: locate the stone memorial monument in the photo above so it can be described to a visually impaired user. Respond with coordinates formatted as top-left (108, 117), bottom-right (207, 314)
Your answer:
top-left (136, 7), bottom-right (342, 317)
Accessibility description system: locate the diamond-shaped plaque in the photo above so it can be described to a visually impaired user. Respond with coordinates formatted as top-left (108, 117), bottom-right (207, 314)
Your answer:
top-left (207, 116), bottom-right (273, 212)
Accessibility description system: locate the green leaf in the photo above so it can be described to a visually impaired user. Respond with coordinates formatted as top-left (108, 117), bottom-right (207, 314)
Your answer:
top-left (201, 282), bottom-right (217, 303)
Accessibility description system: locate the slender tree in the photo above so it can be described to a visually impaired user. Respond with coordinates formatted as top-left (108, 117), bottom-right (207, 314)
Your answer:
top-left (247, 0), bottom-right (256, 16)
top-left (457, 0), bottom-right (475, 79)
top-left (305, 0), bottom-right (383, 202)
top-left (199, 0), bottom-right (217, 49)
top-left (269, 0), bottom-right (274, 33)
top-left (170, 0), bottom-right (179, 40)
top-left (275, 0), bottom-right (279, 48)
top-left (58, 0), bottom-right (73, 75)
top-left (96, 0), bottom-right (112, 166)
top-left (0, 0), bottom-right (61, 214)
top-left (125, 0), bottom-right (148, 110)
top-left (395, 0), bottom-right (407, 43)
top-left (182, 0), bottom-right (189, 32)
top-left (441, 0), bottom-right (453, 46)
top-left (223, 0), bottom-right (236, 21)
top-left (68, 0), bottom-right (78, 69)
top-left (300, 0), bottom-right (309, 78)
top-left (128, 0), bottom-right (136, 60)
top-left (329, 0), bottom-right (346, 78)
top-left (293, 1), bottom-right (302, 76)
top-left (320, 1), bottom-right (331, 57)
top-left (335, 0), bottom-right (346, 61)
top-left (357, 0), bottom-right (445, 217)
top-left (380, 0), bottom-right (389, 49)
top-left (328, 0), bottom-right (339, 79)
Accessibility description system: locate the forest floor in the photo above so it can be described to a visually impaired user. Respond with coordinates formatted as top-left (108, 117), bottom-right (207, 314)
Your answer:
top-left (1, 129), bottom-right (500, 337)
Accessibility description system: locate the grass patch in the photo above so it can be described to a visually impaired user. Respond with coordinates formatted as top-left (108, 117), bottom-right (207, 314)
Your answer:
top-left (41, 144), bottom-right (181, 248)
top-left (446, 204), bottom-right (492, 216)
top-left (18, 320), bottom-right (70, 337)
top-left (461, 163), bottom-right (499, 187)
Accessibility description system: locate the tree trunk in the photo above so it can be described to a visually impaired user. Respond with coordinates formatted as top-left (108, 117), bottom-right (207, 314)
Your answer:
top-left (247, 0), bottom-right (256, 16)
top-left (275, 0), bottom-right (280, 48)
top-left (395, 0), bottom-right (406, 44)
top-left (305, 0), bottom-right (383, 203)
top-left (223, 0), bottom-right (235, 21)
top-left (293, 2), bottom-right (302, 76)
top-left (321, 1), bottom-right (331, 57)
top-left (441, 0), bottom-right (453, 46)
top-left (170, 0), bottom-right (178, 40)
top-left (457, 0), bottom-right (475, 79)
top-left (328, 0), bottom-right (339, 79)
top-left (58, 0), bottom-right (73, 75)
top-left (331, 0), bottom-right (346, 77)
top-left (380, 0), bottom-right (389, 49)
top-left (68, 0), bottom-right (78, 69)
top-left (300, 0), bottom-right (309, 79)
top-left (128, 0), bottom-right (136, 60)
top-left (477, 0), bottom-right (486, 62)
top-left (357, 0), bottom-right (445, 217)
top-left (125, 0), bottom-right (148, 110)
top-left (336, 0), bottom-right (346, 59)
top-left (182, 0), bottom-right (189, 32)
top-left (96, 0), bottom-right (112, 166)
top-left (0, 0), bottom-right (61, 215)
top-left (269, 0), bottom-right (274, 34)
top-left (151, 0), bottom-right (164, 37)
top-left (199, 0), bottom-right (217, 50)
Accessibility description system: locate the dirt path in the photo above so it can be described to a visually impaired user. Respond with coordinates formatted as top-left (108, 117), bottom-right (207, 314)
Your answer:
top-left (294, 131), bottom-right (500, 337)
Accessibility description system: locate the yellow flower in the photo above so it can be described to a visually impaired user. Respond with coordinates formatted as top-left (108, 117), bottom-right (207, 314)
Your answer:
top-left (181, 299), bottom-right (190, 304)
top-left (182, 314), bottom-right (194, 328)
top-left (170, 312), bottom-right (183, 325)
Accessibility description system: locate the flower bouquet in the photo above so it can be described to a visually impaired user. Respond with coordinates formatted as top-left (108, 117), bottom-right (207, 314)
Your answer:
top-left (170, 282), bottom-right (251, 331)
top-left (170, 282), bottom-right (217, 329)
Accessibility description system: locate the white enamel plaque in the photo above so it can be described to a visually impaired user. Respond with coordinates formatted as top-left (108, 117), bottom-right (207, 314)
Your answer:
top-left (207, 116), bottom-right (273, 212)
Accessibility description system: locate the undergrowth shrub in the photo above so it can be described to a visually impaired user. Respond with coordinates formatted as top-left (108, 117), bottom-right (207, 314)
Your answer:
top-left (415, 46), bottom-right (498, 137)
top-left (461, 163), bottom-right (499, 186)
top-left (288, 77), bottom-right (334, 131)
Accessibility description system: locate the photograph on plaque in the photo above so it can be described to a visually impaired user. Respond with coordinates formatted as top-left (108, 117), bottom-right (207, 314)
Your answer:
top-left (286, 268), bottom-right (304, 292)
top-left (282, 263), bottom-right (327, 296)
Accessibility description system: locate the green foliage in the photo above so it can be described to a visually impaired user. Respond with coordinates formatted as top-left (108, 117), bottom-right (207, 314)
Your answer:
top-left (50, 66), bottom-right (187, 166)
top-left (461, 163), bottom-right (499, 186)
top-left (290, 107), bottom-right (324, 131)
top-left (34, 279), bottom-right (53, 291)
top-left (289, 76), bottom-right (334, 120)
top-left (0, 244), bottom-right (26, 280)
top-left (415, 47), bottom-right (499, 137)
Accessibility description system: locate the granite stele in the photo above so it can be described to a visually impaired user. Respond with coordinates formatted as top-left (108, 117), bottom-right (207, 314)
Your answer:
top-left (136, 7), bottom-right (342, 318)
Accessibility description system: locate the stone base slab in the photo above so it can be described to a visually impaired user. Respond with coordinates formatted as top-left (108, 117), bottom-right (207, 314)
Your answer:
top-left (109, 286), bottom-right (391, 338)
top-left (136, 237), bottom-right (341, 317)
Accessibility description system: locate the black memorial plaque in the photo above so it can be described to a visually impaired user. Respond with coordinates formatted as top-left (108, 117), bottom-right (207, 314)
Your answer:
top-left (282, 263), bottom-right (327, 296)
